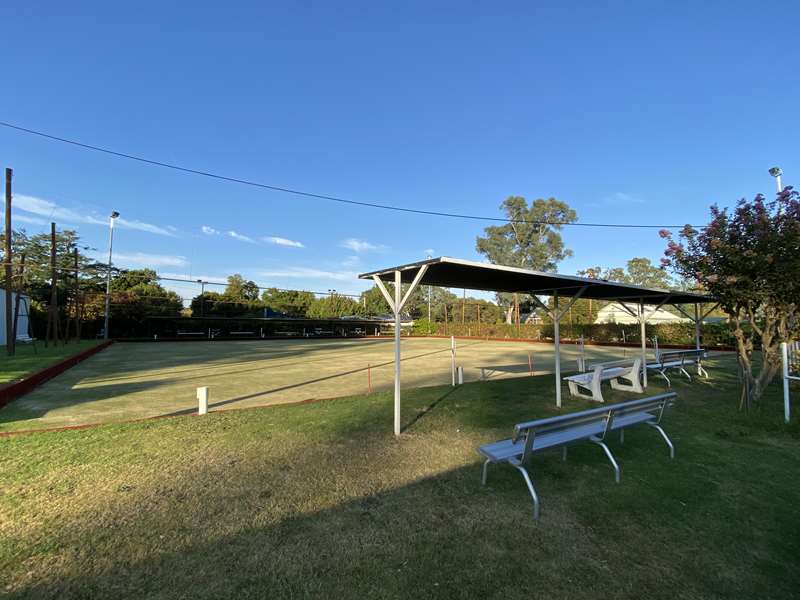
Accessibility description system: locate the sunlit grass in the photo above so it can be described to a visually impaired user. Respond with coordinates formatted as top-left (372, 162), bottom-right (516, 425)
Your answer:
top-left (0, 340), bottom-right (101, 384)
top-left (1, 355), bottom-right (798, 599)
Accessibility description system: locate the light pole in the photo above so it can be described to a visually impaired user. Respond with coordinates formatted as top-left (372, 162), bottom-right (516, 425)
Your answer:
top-left (103, 211), bottom-right (120, 339)
top-left (769, 167), bottom-right (783, 193)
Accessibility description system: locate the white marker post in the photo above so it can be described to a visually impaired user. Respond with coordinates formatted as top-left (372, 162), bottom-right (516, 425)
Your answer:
top-left (197, 386), bottom-right (209, 415)
top-left (451, 336), bottom-right (457, 386)
top-left (457, 365), bottom-right (464, 385)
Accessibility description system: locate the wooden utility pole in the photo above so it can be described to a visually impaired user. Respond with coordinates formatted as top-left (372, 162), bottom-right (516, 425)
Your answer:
top-left (45, 222), bottom-right (60, 347)
top-left (5, 168), bottom-right (13, 356)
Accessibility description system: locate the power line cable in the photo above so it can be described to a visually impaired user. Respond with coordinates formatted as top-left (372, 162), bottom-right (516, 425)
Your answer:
top-left (0, 120), bottom-right (702, 229)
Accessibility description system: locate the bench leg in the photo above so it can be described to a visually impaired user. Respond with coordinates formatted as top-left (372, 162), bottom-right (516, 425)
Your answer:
top-left (657, 369), bottom-right (671, 387)
top-left (679, 367), bottom-right (692, 381)
top-left (647, 423), bottom-right (675, 459)
top-left (481, 459), bottom-right (491, 485)
top-left (512, 464), bottom-right (540, 520)
top-left (562, 446), bottom-right (567, 461)
top-left (590, 437), bottom-right (621, 483)
top-left (698, 363), bottom-right (709, 379)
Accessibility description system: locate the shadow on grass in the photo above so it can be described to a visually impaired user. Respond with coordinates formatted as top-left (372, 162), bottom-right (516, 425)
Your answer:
top-left (0, 379), bottom-right (178, 428)
top-left (3, 357), bottom-right (800, 598)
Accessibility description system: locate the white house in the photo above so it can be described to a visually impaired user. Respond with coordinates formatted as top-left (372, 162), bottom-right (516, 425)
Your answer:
top-left (595, 302), bottom-right (689, 325)
top-left (0, 289), bottom-right (32, 345)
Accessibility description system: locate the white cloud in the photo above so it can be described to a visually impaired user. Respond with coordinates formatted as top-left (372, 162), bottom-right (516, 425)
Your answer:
top-left (12, 213), bottom-right (48, 226)
top-left (116, 217), bottom-right (176, 236)
top-left (201, 225), bottom-right (219, 235)
top-left (341, 255), bottom-right (360, 267)
top-left (340, 238), bottom-right (385, 253)
top-left (603, 192), bottom-right (645, 205)
top-left (260, 267), bottom-right (358, 282)
top-left (13, 193), bottom-right (175, 236)
top-left (227, 230), bottom-right (256, 243)
top-left (110, 252), bottom-right (189, 268)
top-left (263, 236), bottom-right (304, 248)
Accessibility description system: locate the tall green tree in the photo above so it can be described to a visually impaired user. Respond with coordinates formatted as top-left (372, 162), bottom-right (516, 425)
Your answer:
top-left (661, 189), bottom-right (800, 410)
top-left (476, 196), bottom-right (577, 322)
top-left (261, 288), bottom-right (315, 317)
top-left (108, 268), bottom-right (183, 336)
top-left (224, 274), bottom-right (260, 301)
top-left (307, 293), bottom-right (363, 319)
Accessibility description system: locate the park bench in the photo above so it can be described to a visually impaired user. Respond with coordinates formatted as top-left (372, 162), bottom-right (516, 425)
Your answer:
top-left (563, 357), bottom-right (643, 402)
top-left (477, 392), bottom-right (676, 519)
top-left (647, 348), bottom-right (708, 387)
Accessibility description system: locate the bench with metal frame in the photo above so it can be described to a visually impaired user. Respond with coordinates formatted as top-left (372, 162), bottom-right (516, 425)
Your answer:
top-left (477, 392), bottom-right (676, 519)
top-left (647, 348), bottom-right (708, 387)
top-left (563, 357), bottom-right (643, 402)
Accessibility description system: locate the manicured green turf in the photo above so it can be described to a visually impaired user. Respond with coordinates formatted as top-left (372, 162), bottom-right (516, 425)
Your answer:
top-left (0, 341), bottom-right (102, 384)
top-left (0, 338), bottom-right (632, 432)
top-left (1, 355), bottom-right (798, 599)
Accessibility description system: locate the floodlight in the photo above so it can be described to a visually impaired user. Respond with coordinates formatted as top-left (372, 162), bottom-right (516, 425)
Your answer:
top-left (769, 167), bottom-right (783, 178)
top-left (110, 211), bottom-right (120, 219)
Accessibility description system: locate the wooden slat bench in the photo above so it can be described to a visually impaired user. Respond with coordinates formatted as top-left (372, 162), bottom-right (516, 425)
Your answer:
top-left (563, 357), bottom-right (643, 402)
top-left (477, 392), bottom-right (676, 519)
top-left (647, 349), bottom-right (708, 387)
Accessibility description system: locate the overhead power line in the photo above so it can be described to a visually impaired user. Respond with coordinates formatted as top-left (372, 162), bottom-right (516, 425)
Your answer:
top-left (0, 120), bottom-right (702, 229)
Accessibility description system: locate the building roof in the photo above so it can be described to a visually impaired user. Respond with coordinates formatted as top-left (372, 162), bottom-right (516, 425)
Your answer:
top-left (359, 256), bottom-right (714, 305)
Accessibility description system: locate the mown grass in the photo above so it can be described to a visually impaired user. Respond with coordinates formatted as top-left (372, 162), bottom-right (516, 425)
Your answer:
top-left (1, 354), bottom-right (798, 599)
top-left (0, 341), bottom-right (101, 384)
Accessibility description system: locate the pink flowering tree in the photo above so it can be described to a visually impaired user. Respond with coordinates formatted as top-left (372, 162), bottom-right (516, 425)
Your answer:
top-left (660, 188), bottom-right (800, 411)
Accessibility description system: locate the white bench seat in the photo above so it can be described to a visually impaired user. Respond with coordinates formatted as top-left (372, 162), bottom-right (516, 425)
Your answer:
top-left (478, 392), bottom-right (676, 519)
top-left (563, 358), bottom-right (643, 402)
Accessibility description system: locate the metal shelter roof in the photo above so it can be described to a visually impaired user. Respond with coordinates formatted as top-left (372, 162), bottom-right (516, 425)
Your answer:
top-left (360, 256), bottom-right (714, 305)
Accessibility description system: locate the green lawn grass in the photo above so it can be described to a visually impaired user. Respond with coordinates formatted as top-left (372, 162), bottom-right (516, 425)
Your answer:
top-left (1, 354), bottom-right (798, 599)
top-left (0, 340), bottom-right (102, 385)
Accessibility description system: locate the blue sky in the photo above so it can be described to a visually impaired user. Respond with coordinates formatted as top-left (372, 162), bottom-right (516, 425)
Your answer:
top-left (2, 1), bottom-right (797, 301)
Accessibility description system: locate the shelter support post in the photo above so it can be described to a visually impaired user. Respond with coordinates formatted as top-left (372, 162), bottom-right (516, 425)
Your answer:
top-left (373, 265), bottom-right (428, 436)
top-left (674, 302), bottom-right (719, 353)
top-left (694, 303), bottom-right (701, 351)
top-left (639, 301), bottom-right (647, 388)
top-left (619, 296), bottom-right (674, 389)
top-left (529, 286), bottom-right (587, 408)
top-left (554, 293), bottom-right (560, 408)
top-left (394, 270), bottom-right (401, 436)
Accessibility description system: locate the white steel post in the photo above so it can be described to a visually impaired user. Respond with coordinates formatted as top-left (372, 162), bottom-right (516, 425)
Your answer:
top-left (197, 386), bottom-right (208, 415)
top-left (451, 335), bottom-right (456, 386)
top-left (394, 270), bottom-right (402, 436)
top-left (554, 291), bottom-right (561, 408)
top-left (639, 301), bottom-right (648, 388)
top-left (694, 303), bottom-right (702, 351)
top-left (782, 342), bottom-right (790, 424)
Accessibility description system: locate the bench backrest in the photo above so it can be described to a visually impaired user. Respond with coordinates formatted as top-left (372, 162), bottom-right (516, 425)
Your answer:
top-left (655, 348), bottom-right (706, 365)
top-left (512, 405), bottom-right (614, 463)
top-left (606, 392), bottom-right (676, 424)
top-left (584, 357), bottom-right (642, 376)
top-left (511, 392), bottom-right (677, 463)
